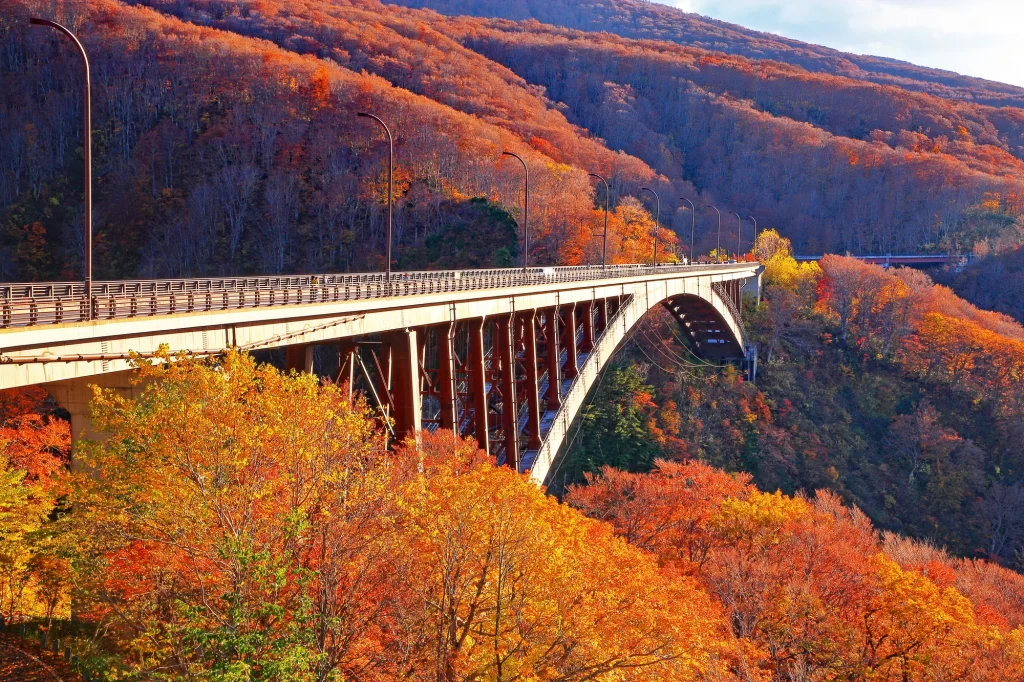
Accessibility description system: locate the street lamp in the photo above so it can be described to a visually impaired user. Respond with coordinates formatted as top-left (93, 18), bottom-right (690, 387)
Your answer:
top-left (748, 216), bottom-right (758, 259)
top-left (733, 212), bottom-right (742, 262)
top-left (502, 151), bottom-right (530, 272)
top-left (588, 172), bottom-right (610, 267)
top-left (356, 112), bottom-right (394, 285)
top-left (681, 198), bottom-right (695, 265)
top-left (708, 205), bottom-right (722, 263)
top-left (31, 18), bottom-right (92, 319)
top-left (640, 187), bottom-right (660, 267)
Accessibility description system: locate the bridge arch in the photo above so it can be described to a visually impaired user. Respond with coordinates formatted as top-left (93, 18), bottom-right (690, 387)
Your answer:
top-left (524, 279), bottom-right (753, 485)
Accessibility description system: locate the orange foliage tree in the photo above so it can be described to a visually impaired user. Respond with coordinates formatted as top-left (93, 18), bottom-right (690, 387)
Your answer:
top-left (69, 352), bottom-right (736, 680)
top-left (0, 386), bottom-right (70, 624)
top-left (568, 462), bottom-right (1024, 680)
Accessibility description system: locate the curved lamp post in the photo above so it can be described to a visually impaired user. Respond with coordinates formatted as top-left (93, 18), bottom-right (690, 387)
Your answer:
top-left (708, 205), bottom-right (722, 263)
top-left (356, 112), bottom-right (394, 284)
top-left (639, 187), bottom-right (660, 266)
top-left (502, 151), bottom-right (530, 272)
top-left (31, 18), bottom-right (93, 318)
top-left (681, 198), bottom-right (695, 265)
top-left (748, 216), bottom-right (758, 259)
top-left (588, 173), bottom-right (610, 267)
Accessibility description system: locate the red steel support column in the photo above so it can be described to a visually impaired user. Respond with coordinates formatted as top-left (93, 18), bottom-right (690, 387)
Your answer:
top-left (496, 315), bottom-right (519, 470)
top-left (285, 344), bottom-right (314, 374)
top-left (383, 329), bottom-right (422, 443)
top-left (596, 298), bottom-right (608, 335)
top-left (436, 322), bottom-right (458, 432)
top-left (467, 318), bottom-right (490, 453)
top-left (544, 307), bottom-right (561, 408)
top-left (563, 303), bottom-right (579, 379)
top-left (520, 310), bottom-right (542, 450)
top-left (579, 300), bottom-right (595, 353)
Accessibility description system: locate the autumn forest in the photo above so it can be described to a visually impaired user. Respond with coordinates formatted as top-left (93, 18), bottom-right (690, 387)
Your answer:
top-left (3, 0), bottom-right (1024, 680)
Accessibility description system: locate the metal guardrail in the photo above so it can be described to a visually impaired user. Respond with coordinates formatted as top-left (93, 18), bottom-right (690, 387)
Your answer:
top-left (0, 262), bottom-right (752, 329)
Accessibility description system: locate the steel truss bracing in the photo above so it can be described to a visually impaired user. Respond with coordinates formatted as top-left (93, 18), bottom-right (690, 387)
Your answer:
top-left (320, 288), bottom-right (748, 474)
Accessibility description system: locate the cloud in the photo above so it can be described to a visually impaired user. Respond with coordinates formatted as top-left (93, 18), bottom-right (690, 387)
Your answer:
top-left (659, 0), bottom-right (1024, 87)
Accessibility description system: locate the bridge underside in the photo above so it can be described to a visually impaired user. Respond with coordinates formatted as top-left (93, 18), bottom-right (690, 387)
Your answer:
top-left (245, 284), bottom-right (752, 476)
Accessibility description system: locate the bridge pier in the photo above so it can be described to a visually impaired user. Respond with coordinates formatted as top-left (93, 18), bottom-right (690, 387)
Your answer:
top-left (382, 329), bottom-right (421, 443)
top-left (579, 300), bottom-right (595, 353)
top-left (562, 303), bottom-right (579, 380)
top-left (495, 315), bottom-right (519, 470)
top-left (467, 318), bottom-right (489, 454)
top-left (520, 311), bottom-right (543, 450)
top-left (543, 307), bottom-right (561, 409)
top-left (435, 322), bottom-right (459, 431)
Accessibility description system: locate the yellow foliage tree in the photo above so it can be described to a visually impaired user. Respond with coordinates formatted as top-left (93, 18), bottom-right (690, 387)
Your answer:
top-left (754, 229), bottom-right (821, 290)
top-left (394, 432), bottom-right (734, 680)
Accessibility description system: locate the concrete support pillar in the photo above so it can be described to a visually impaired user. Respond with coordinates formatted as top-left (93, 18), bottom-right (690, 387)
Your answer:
top-left (382, 329), bottom-right (421, 443)
top-left (467, 318), bottom-right (489, 453)
top-left (579, 300), bottom-right (595, 353)
top-left (562, 303), bottom-right (579, 379)
top-left (544, 307), bottom-right (561, 408)
top-left (520, 311), bottom-right (542, 450)
top-left (45, 370), bottom-right (146, 462)
top-left (285, 343), bottom-right (314, 374)
top-left (436, 322), bottom-right (458, 432)
top-left (495, 315), bottom-right (519, 470)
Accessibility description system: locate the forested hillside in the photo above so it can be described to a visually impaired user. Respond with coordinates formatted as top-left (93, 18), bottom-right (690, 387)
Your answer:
top-left (563, 235), bottom-right (1024, 569)
top-left (4, 0), bottom-right (1024, 282)
top-left (3, 351), bottom-right (1024, 680)
top-left (393, 0), bottom-right (1024, 108)
top-left (0, 0), bottom-right (679, 281)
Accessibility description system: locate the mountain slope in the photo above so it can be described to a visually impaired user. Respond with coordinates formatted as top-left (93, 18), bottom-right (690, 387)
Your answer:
top-left (4, 0), bottom-right (1023, 276)
top-left (403, 9), bottom-right (1024, 254)
top-left (391, 0), bottom-right (1024, 107)
top-left (0, 0), bottom-right (674, 280)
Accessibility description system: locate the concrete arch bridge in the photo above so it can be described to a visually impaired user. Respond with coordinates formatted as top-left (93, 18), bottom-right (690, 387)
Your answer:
top-left (0, 262), bottom-right (762, 485)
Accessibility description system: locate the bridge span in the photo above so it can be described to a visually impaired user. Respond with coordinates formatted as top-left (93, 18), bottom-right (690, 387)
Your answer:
top-left (795, 254), bottom-right (967, 269)
top-left (0, 262), bottom-right (761, 485)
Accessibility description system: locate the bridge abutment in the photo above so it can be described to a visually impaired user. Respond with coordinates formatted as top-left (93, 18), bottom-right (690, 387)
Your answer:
top-left (44, 370), bottom-right (145, 461)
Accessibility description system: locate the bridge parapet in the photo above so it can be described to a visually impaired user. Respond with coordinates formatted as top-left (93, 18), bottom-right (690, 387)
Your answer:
top-left (4, 264), bottom-right (716, 329)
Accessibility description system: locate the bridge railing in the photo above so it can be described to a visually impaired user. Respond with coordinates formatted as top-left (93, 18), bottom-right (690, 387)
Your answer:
top-left (0, 262), bottom-right (752, 329)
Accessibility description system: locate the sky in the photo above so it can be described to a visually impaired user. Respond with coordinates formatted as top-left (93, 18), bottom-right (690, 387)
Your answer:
top-left (662, 0), bottom-right (1024, 88)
